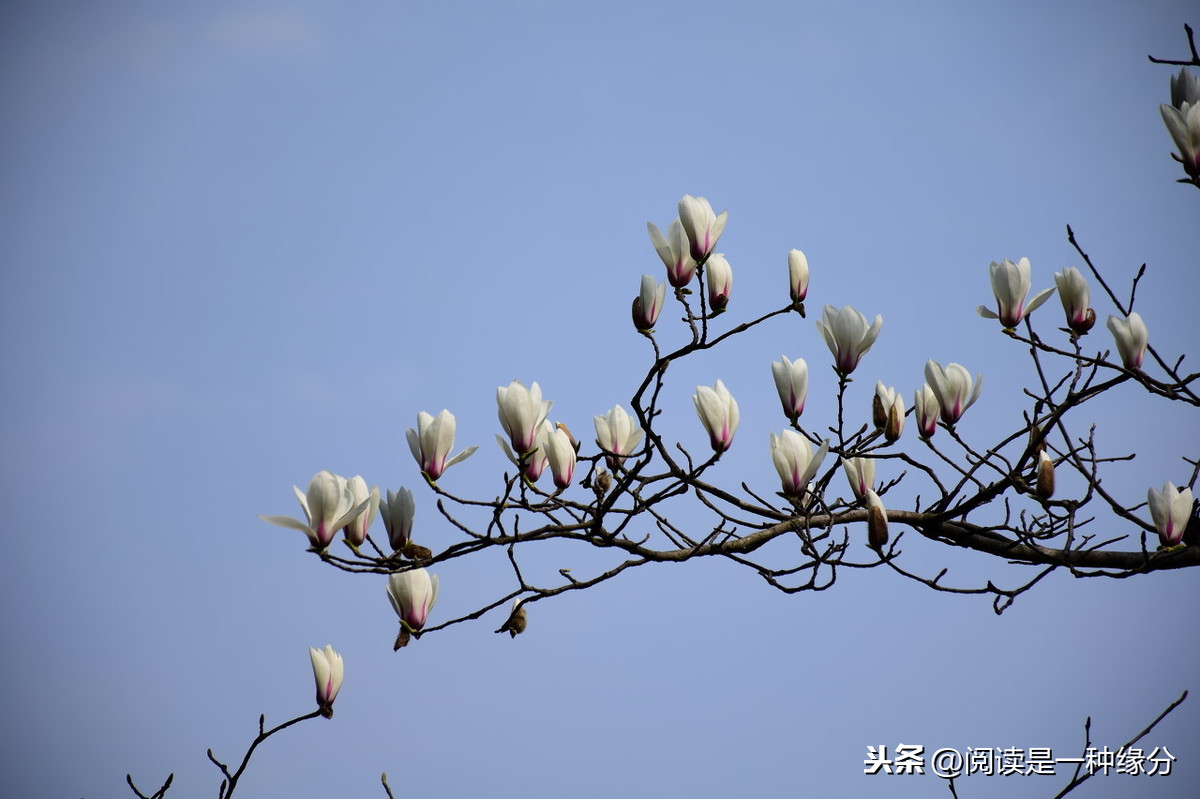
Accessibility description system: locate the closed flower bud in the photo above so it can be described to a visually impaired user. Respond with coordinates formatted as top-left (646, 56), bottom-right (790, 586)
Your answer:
top-left (1036, 451), bottom-right (1055, 500)
top-left (769, 430), bottom-right (828, 498)
top-left (677, 194), bottom-right (728, 262)
top-left (1147, 482), bottom-right (1194, 548)
top-left (497, 380), bottom-right (553, 456)
top-left (502, 599), bottom-right (528, 638)
top-left (1053, 267), bottom-right (1094, 336)
top-left (309, 644), bottom-right (344, 719)
top-left (544, 423), bottom-right (577, 490)
top-left (632, 274), bottom-right (667, 332)
top-left (1170, 67), bottom-right (1200, 109)
top-left (341, 476), bottom-right (380, 547)
top-left (924, 361), bottom-right (983, 425)
top-left (261, 471), bottom-right (371, 552)
top-left (841, 456), bottom-right (875, 501)
top-left (407, 410), bottom-right (477, 481)
top-left (380, 487), bottom-right (415, 552)
top-left (387, 569), bottom-right (440, 640)
top-left (693, 379), bottom-right (740, 452)
top-left (594, 405), bottom-right (644, 464)
top-left (705, 253), bottom-right (732, 311)
top-left (788, 249), bottom-right (809, 304)
top-left (816, 304), bottom-right (882, 376)
top-left (865, 490), bottom-right (889, 551)
top-left (1161, 101), bottom-right (1200, 179)
top-left (1107, 313), bottom-right (1149, 370)
top-left (647, 218), bottom-right (697, 288)
top-left (914, 384), bottom-right (939, 439)
top-left (771, 356), bottom-right (809, 421)
top-left (977, 258), bottom-right (1055, 330)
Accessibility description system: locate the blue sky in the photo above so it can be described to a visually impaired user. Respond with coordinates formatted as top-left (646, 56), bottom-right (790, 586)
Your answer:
top-left (2, 2), bottom-right (1198, 797)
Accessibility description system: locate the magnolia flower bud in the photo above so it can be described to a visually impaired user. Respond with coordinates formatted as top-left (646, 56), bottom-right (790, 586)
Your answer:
top-left (788, 249), bottom-right (809, 304)
top-left (1036, 451), bottom-right (1055, 500)
top-left (647, 218), bottom-right (697, 288)
top-left (632, 274), bottom-right (667, 332)
top-left (1170, 67), bottom-right (1200, 109)
top-left (387, 569), bottom-right (440, 641)
top-left (407, 410), bottom-right (477, 481)
top-left (770, 431), bottom-right (827, 499)
top-left (341, 476), bottom-right (380, 547)
top-left (841, 457), bottom-right (875, 502)
top-left (1147, 482), bottom-right (1194, 548)
top-left (309, 644), bottom-right (344, 719)
top-left (1107, 313), bottom-right (1149, 370)
top-left (816, 305), bottom-right (882, 376)
top-left (771, 355), bottom-right (809, 421)
top-left (677, 194), bottom-right (728, 262)
top-left (924, 361), bottom-right (983, 425)
top-left (380, 487), bottom-right (415, 552)
top-left (865, 490), bottom-right (889, 551)
top-left (594, 405), bottom-right (644, 466)
top-left (1160, 101), bottom-right (1200, 179)
top-left (914, 384), bottom-right (939, 439)
top-left (261, 471), bottom-right (370, 552)
top-left (693, 380), bottom-right (740, 453)
top-left (497, 380), bottom-right (553, 456)
top-left (1053, 267), bottom-right (1094, 336)
top-left (501, 599), bottom-right (528, 638)
top-left (497, 420), bottom-right (552, 483)
top-left (705, 253), bottom-right (732, 311)
top-left (977, 258), bottom-right (1055, 329)
top-left (873, 383), bottom-right (904, 442)
top-left (544, 423), bottom-right (577, 490)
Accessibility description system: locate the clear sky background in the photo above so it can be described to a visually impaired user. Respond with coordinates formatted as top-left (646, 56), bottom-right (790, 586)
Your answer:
top-left (2, 2), bottom-right (1198, 797)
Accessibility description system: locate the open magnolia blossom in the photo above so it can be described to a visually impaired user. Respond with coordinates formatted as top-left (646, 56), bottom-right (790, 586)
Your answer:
top-left (407, 409), bottom-right (477, 480)
top-left (913, 383), bottom-right (940, 439)
top-left (977, 257), bottom-right (1055, 329)
top-left (309, 644), bottom-right (344, 719)
top-left (816, 304), bottom-right (882, 376)
top-left (646, 218), bottom-right (697, 288)
top-left (1053, 267), bottom-right (1095, 336)
top-left (705, 253), bottom-right (732, 311)
top-left (341, 476), bottom-right (380, 547)
top-left (769, 430), bottom-right (828, 498)
top-left (788, 248), bottom-right (809, 303)
top-left (1107, 312), bottom-right (1149, 370)
top-left (387, 569), bottom-right (440, 633)
top-left (497, 380), bottom-right (553, 456)
top-left (841, 456), bottom-right (876, 501)
top-left (380, 487), bottom-right (415, 551)
top-left (594, 404), bottom-right (644, 460)
top-left (771, 355), bottom-right (809, 421)
top-left (632, 274), bottom-right (666, 331)
top-left (677, 194), bottom-right (728, 262)
top-left (260, 470), bottom-right (371, 551)
top-left (924, 361), bottom-right (983, 425)
top-left (1147, 482), bottom-right (1194, 547)
top-left (543, 424), bottom-right (577, 490)
top-left (693, 380), bottom-right (740, 452)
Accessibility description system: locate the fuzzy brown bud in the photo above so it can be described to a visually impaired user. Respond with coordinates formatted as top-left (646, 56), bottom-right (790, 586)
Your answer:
top-left (1036, 451), bottom-right (1055, 500)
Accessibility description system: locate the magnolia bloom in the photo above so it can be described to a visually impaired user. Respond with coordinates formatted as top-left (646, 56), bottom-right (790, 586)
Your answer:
top-left (260, 471), bottom-right (368, 551)
top-left (705, 253), bottom-right (733, 311)
top-left (497, 380), bottom-right (553, 456)
top-left (1148, 482), bottom-right (1194, 547)
top-left (1107, 313), bottom-right (1149, 370)
top-left (769, 430), bottom-right (828, 498)
top-left (647, 218), bottom-right (697, 288)
top-left (387, 569), bottom-right (440, 632)
top-left (842, 457), bottom-right (876, 501)
top-left (873, 382), bottom-right (905, 443)
top-left (632, 274), bottom-right (667, 331)
top-left (594, 405), bottom-right (644, 460)
top-left (340, 476), bottom-right (381, 547)
top-left (977, 258), bottom-right (1055, 329)
top-left (1161, 101), bottom-right (1200, 179)
top-left (380, 487), bottom-right (415, 551)
top-left (1036, 451), bottom-right (1056, 500)
top-left (693, 380), bottom-right (740, 452)
top-left (1053, 267), bottom-right (1094, 336)
top-left (816, 305), bottom-right (883, 376)
top-left (865, 490), bottom-right (889, 551)
top-left (497, 420), bottom-right (551, 483)
top-left (771, 355), bottom-right (809, 421)
top-left (788, 249), bottom-right (809, 303)
top-left (407, 410), bottom-right (477, 480)
top-left (543, 423), bottom-right (577, 490)
top-left (913, 384), bottom-right (940, 439)
top-left (677, 194), bottom-right (728, 262)
top-left (309, 644), bottom-right (344, 719)
top-left (1170, 67), bottom-right (1200, 109)
top-left (924, 361), bottom-right (983, 425)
